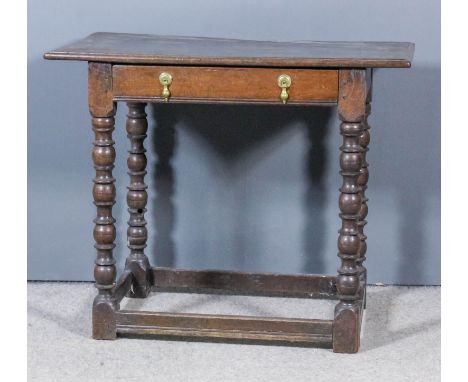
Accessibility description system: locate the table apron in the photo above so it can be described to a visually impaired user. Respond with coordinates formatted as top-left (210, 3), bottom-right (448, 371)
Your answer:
top-left (112, 65), bottom-right (339, 105)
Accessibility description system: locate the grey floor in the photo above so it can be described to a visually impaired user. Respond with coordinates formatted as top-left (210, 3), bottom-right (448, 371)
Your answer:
top-left (28, 283), bottom-right (440, 382)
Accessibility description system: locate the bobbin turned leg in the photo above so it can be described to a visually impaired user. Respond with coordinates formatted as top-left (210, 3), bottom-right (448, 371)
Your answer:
top-left (333, 69), bottom-right (368, 353)
top-left (89, 63), bottom-right (118, 339)
top-left (125, 103), bottom-right (152, 298)
top-left (357, 91), bottom-right (372, 308)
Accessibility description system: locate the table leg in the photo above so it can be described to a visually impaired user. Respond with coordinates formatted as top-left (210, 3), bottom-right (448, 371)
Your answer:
top-left (124, 102), bottom-right (152, 297)
top-left (333, 69), bottom-right (368, 353)
top-left (357, 99), bottom-right (371, 308)
top-left (87, 62), bottom-right (119, 339)
top-left (91, 112), bottom-right (118, 339)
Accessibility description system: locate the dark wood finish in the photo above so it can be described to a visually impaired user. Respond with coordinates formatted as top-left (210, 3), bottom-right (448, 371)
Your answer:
top-left (152, 267), bottom-right (337, 298)
top-left (88, 62), bottom-right (115, 117)
top-left (45, 33), bottom-right (414, 353)
top-left (45, 32), bottom-right (414, 68)
top-left (113, 270), bottom-right (133, 304)
top-left (124, 103), bottom-right (152, 298)
top-left (332, 69), bottom-right (368, 353)
top-left (115, 310), bottom-right (333, 346)
top-left (90, 63), bottom-right (118, 339)
top-left (357, 81), bottom-right (372, 308)
top-left (113, 66), bottom-right (338, 104)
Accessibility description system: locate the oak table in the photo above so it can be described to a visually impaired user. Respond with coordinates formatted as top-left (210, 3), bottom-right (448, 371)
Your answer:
top-left (44, 32), bottom-right (414, 353)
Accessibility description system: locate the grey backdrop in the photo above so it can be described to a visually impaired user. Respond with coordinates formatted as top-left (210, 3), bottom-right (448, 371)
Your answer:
top-left (28, 0), bottom-right (440, 284)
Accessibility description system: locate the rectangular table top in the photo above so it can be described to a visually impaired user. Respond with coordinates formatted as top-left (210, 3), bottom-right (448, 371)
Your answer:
top-left (44, 32), bottom-right (414, 69)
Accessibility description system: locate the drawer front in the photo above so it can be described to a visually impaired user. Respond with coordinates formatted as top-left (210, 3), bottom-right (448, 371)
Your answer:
top-left (112, 65), bottom-right (338, 104)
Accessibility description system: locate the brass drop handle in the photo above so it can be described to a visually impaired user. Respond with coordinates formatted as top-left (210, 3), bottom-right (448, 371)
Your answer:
top-left (278, 74), bottom-right (292, 104)
top-left (159, 72), bottom-right (173, 101)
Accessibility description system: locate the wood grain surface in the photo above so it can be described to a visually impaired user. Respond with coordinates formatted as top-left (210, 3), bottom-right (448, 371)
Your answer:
top-left (113, 65), bottom-right (338, 104)
top-left (44, 32), bottom-right (414, 68)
